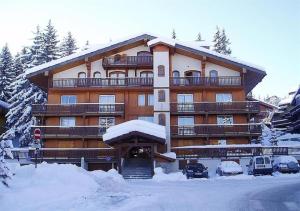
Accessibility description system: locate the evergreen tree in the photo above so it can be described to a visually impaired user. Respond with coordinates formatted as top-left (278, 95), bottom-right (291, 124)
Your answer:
top-left (42, 20), bottom-right (59, 62)
top-left (82, 40), bottom-right (90, 51)
top-left (30, 26), bottom-right (45, 67)
top-left (59, 32), bottom-right (78, 57)
top-left (212, 26), bottom-right (232, 55)
top-left (196, 32), bottom-right (203, 41)
top-left (0, 138), bottom-right (13, 187)
top-left (0, 44), bottom-right (15, 101)
top-left (172, 29), bottom-right (176, 39)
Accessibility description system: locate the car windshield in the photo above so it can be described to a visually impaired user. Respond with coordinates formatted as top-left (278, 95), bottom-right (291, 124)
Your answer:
top-left (256, 157), bottom-right (264, 164)
top-left (187, 164), bottom-right (203, 170)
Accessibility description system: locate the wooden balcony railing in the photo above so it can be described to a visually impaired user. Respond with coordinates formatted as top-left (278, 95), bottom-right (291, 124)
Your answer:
top-left (32, 104), bottom-right (124, 116)
top-left (32, 126), bottom-right (109, 139)
top-left (171, 124), bottom-right (262, 138)
top-left (170, 101), bottom-right (260, 114)
top-left (50, 77), bottom-right (154, 88)
top-left (170, 76), bottom-right (242, 87)
top-left (102, 56), bottom-right (153, 69)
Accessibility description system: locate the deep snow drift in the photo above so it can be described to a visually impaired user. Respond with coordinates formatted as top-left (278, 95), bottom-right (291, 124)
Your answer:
top-left (1, 163), bottom-right (300, 211)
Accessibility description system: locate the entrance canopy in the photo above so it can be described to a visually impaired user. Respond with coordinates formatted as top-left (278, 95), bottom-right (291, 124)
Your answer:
top-left (103, 120), bottom-right (166, 145)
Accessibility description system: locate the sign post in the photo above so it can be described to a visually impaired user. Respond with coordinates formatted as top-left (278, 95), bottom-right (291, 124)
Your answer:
top-left (33, 128), bottom-right (42, 168)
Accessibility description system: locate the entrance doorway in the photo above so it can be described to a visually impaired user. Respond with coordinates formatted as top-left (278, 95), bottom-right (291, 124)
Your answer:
top-left (127, 146), bottom-right (151, 159)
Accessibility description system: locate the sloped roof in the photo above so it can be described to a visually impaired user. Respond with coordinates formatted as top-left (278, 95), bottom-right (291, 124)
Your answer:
top-left (25, 32), bottom-right (266, 93)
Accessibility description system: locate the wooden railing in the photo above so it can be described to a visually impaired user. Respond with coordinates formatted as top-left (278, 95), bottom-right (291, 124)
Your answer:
top-left (32, 104), bottom-right (124, 116)
top-left (171, 124), bottom-right (262, 137)
top-left (170, 101), bottom-right (259, 114)
top-left (50, 77), bottom-right (154, 88)
top-left (170, 76), bottom-right (242, 87)
top-left (102, 56), bottom-right (153, 68)
top-left (32, 126), bottom-right (109, 138)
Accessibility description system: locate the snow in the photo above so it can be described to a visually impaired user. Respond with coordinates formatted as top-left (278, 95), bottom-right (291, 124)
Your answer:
top-left (0, 99), bottom-right (9, 109)
top-left (1, 163), bottom-right (300, 211)
top-left (279, 92), bottom-right (295, 106)
top-left (26, 32), bottom-right (265, 77)
top-left (173, 144), bottom-right (262, 149)
top-left (103, 120), bottom-right (166, 142)
top-left (147, 37), bottom-right (176, 47)
top-left (218, 161), bottom-right (243, 174)
top-left (161, 152), bottom-right (176, 159)
top-left (273, 155), bottom-right (298, 165)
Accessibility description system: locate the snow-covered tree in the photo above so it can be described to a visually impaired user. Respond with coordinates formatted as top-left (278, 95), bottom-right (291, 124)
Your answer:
top-left (30, 26), bottom-right (45, 67)
top-left (42, 20), bottom-right (59, 62)
top-left (59, 32), bottom-right (78, 57)
top-left (81, 40), bottom-right (90, 51)
top-left (196, 32), bottom-right (203, 41)
top-left (212, 26), bottom-right (232, 55)
top-left (172, 29), bottom-right (176, 39)
top-left (0, 138), bottom-right (13, 187)
top-left (0, 44), bottom-right (15, 102)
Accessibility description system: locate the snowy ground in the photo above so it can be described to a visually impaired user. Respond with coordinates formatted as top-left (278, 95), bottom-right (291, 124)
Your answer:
top-left (1, 163), bottom-right (300, 211)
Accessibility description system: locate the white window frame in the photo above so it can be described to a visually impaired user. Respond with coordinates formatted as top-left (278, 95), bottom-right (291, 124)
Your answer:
top-left (138, 94), bottom-right (146, 106)
top-left (217, 115), bottom-right (234, 125)
top-left (216, 93), bottom-right (232, 103)
top-left (178, 116), bottom-right (195, 135)
top-left (60, 117), bottom-right (76, 127)
top-left (147, 94), bottom-right (154, 106)
top-left (61, 95), bottom-right (77, 104)
top-left (99, 95), bottom-right (115, 104)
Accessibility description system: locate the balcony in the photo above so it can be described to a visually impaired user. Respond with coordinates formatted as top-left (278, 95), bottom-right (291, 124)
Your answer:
top-left (171, 124), bottom-right (262, 138)
top-left (102, 56), bottom-right (153, 69)
top-left (50, 77), bottom-right (153, 88)
top-left (32, 126), bottom-right (108, 139)
top-left (32, 104), bottom-right (124, 116)
top-left (170, 101), bottom-right (259, 115)
top-left (170, 76), bottom-right (242, 88)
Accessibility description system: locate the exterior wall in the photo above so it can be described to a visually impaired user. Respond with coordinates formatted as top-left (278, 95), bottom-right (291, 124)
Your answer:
top-left (171, 53), bottom-right (201, 76)
top-left (53, 64), bottom-right (87, 79)
top-left (205, 63), bottom-right (240, 77)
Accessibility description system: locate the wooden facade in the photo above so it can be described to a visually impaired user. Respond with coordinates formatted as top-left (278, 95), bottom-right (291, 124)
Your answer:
top-left (27, 33), bottom-right (266, 171)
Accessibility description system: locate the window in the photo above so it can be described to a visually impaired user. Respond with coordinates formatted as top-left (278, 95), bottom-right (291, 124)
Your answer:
top-left (78, 72), bottom-right (86, 78)
top-left (148, 94), bottom-right (154, 106)
top-left (138, 116), bottom-right (154, 123)
top-left (178, 116), bottom-right (194, 135)
top-left (94, 71), bottom-right (101, 78)
top-left (216, 93), bottom-right (232, 102)
top-left (173, 70), bottom-right (180, 77)
top-left (99, 95), bottom-right (115, 112)
top-left (218, 140), bottom-right (227, 145)
top-left (185, 70), bottom-right (201, 77)
top-left (137, 51), bottom-right (152, 56)
top-left (110, 71), bottom-right (126, 85)
top-left (209, 70), bottom-right (218, 77)
top-left (158, 113), bottom-right (166, 126)
top-left (61, 95), bottom-right (77, 104)
top-left (158, 65), bottom-right (165, 77)
top-left (114, 54), bottom-right (121, 62)
top-left (138, 94), bottom-right (146, 106)
top-left (217, 115), bottom-right (234, 125)
top-left (140, 71), bottom-right (153, 78)
top-left (99, 117), bottom-right (115, 134)
top-left (60, 117), bottom-right (75, 127)
top-left (158, 90), bottom-right (166, 102)
top-left (177, 94), bottom-right (194, 112)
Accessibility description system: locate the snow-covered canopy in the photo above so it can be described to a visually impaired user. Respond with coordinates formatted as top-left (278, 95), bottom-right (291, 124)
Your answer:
top-left (103, 120), bottom-right (166, 145)
top-left (0, 100), bottom-right (10, 109)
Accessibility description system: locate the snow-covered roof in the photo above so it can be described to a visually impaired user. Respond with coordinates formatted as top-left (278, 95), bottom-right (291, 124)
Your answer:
top-left (103, 120), bottom-right (166, 144)
top-left (279, 92), bottom-right (295, 106)
top-left (0, 100), bottom-right (10, 109)
top-left (148, 37), bottom-right (176, 47)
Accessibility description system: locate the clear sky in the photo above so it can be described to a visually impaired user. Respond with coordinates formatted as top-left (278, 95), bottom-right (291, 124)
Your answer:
top-left (0, 0), bottom-right (299, 98)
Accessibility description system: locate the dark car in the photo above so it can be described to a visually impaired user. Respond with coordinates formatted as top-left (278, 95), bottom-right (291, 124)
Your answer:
top-left (273, 156), bottom-right (300, 174)
top-left (182, 163), bottom-right (208, 179)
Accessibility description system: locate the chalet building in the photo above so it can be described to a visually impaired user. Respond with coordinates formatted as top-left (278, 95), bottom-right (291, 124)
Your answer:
top-left (0, 100), bottom-right (9, 136)
top-left (26, 33), bottom-right (266, 174)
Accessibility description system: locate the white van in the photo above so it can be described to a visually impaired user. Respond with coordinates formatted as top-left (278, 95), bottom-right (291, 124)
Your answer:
top-left (247, 156), bottom-right (273, 175)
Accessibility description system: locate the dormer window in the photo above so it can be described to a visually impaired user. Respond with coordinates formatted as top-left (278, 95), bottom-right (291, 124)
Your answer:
top-left (158, 65), bottom-right (165, 77)
top-left (78, 72), bottom-right (86, 78)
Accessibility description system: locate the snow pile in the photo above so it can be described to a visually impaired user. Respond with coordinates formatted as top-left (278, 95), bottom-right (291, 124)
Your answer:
top-left (152, 167), bottom-right (186, 182)
top-left (103, 120), bottom-right (166, 142)
top-left (0, 163), bottom-right (125, 210)
top-left (273, 156), bottom-right (298, 165)
top-left (162, 152), bottom-right (176, 159)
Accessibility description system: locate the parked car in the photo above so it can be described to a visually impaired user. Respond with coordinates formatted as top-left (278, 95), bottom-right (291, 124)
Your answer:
top-left (216, 161), bottom-right (243, 176)
top-left (273, 156), bottom-right (300, 174)
top-left (247, 156), bottom-right (273, 176)
top-left (182, 163), bottom-right (208, 179)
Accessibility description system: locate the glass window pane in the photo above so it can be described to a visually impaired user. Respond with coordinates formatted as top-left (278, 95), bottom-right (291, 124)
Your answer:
top-left (217, 115), bottom-right (233, 125)
top-left (216, 93), bottom-right (232, 102)
top-left (178, 117), bottom-right (194, 126)
top-left (138, 94), bottom-right (145, 106)
top-left (61, 95), bottom-right (77, 104)
top-left (60, 117), bottom-right (75, 127)
top-left (177, 94), bottom-right (193, 103)
top-left (148, 94), bottom-right (154, 106)
top-left (99, 95), bottom-right (115, 104)
top-left (138, 116), bottom-right (154, 123)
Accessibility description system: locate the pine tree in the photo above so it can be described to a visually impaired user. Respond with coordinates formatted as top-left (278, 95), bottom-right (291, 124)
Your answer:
top-left (30, 26), bottom-right (45, 67)
top-left (212, 26), bottom-right (232, 55)
top-left (196, 32), bottom-right (203, 41)
top-left (82, 40), bottom-right (90, 51)
top-left (0, 44), bottom-right (15, 102)
top-left (0, 138), bottom-right (13, 187)
top-left (172, 29), bottom-right (176, 39)
top-left (59, 32), bottom-right (78, 57)
top-left (42, 20), bottom-right (59, 62)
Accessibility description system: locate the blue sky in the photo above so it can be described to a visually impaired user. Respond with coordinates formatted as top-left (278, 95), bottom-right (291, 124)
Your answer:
top-left (0, 0), bottom-right (299, 98)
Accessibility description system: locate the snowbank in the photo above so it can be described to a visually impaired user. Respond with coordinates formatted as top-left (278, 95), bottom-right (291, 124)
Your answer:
top-left (218, 161), bottom-right (243, 174)
top-left (152, 167), bottom-right (186, 182)
top-left (273, 156), bottom-right (298, 165)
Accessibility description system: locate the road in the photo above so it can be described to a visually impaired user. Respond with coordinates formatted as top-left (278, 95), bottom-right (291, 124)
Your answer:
top-left (236, 181), bottom-right (300, 211)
